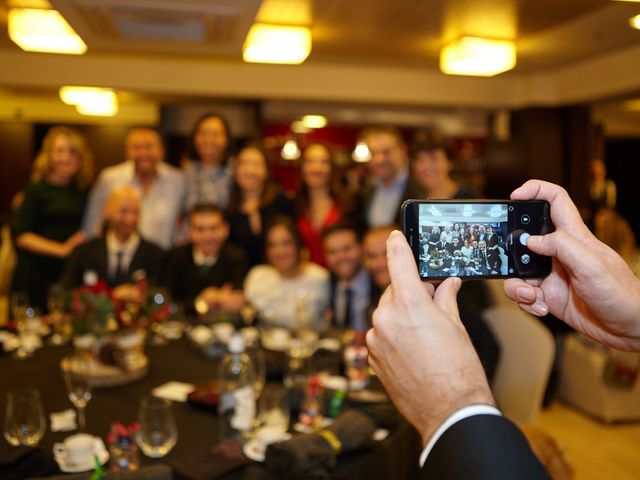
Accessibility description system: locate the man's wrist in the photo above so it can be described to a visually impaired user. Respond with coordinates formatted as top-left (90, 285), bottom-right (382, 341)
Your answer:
top-left (419, 404), bottom-right (502, 468)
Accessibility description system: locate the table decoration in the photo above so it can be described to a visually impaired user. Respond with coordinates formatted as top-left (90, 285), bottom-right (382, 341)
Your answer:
top-left (62, 278), bottom-right (171, 387)
top-left (107, 421), bottom-right (140, 472)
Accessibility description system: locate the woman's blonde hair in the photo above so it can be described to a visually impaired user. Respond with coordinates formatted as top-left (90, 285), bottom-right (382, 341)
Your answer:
top-left (31, 126), bottom-right (95, 189)
top-left (595, 208), bottom-right (637, 261)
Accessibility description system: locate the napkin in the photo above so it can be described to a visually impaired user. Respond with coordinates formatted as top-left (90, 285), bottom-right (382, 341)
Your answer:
top-left (152, 381), bottom-right (195, 402)
top-left (264, 409), bottom-right (377, 479)
top-left (50, 409), bottom-right (77, 432)
top-left (0, 443), bottom-right (58, 480)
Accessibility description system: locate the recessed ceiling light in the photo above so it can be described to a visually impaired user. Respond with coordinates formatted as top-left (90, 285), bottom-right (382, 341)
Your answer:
top-left (60, 86), bottom-right (118, 117)
top-left (243, 23), bottom-right (311, 65)
top-left (8, 8), bottom-right (87, 54)
top-left (301, 115), bottom-right (327, 129)
top-left (630, 14), bottom-right (640, 30)
top-left (440, 36), bottom-right (516, 77)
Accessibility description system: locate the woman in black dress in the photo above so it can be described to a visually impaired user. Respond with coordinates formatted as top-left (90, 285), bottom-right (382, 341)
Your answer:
top-left (227, 143), bottom-right (294, 267)
top-left (11, 127), bottom-right (94, 310)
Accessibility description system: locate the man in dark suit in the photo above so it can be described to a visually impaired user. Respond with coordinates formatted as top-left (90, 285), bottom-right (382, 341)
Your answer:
top-left (366, 180), bottom-right (640, 479)
top-left (60, 186), bottom-right (164, 301)
top-left (323, 224), bottom-right (374, 331)
top-left (356, 126), bottom-right (424, 230)
top-left (162, 204), bottom-right (247, 316)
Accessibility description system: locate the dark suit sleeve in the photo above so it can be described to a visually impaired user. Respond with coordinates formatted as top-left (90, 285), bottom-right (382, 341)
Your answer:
top-left (422, 414), bottom-right (550, 480)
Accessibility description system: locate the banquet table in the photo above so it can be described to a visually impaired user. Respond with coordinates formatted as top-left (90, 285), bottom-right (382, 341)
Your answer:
top-left (0, 337), bottom-right (421, 479)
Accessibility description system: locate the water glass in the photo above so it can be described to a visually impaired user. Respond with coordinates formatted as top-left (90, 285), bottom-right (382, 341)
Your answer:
top-left (136, 396), bottom-right (177, 458)
top-left (4, 388), bottom-right (46, 446)
top-left (257, 386), bottom-right (290, 433)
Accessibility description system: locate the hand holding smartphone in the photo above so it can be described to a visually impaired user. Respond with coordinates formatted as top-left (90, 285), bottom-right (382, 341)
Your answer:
top-left (401, 200), bottom-right (554, 280)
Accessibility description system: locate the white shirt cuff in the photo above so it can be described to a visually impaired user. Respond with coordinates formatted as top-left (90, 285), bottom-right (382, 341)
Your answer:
top-left (419, 404), bottom-right (502, 468)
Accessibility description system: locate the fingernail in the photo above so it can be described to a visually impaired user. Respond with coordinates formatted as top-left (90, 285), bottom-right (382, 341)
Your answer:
top-left (517, 286), bottom-right (535, 302)
top-left (532, 302), bottom-right (548, 316)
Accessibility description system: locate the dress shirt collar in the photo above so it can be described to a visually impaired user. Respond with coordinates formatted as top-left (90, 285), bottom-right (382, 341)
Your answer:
top-left (338, 266), bottom-right (369, 293)
top-left (193, 247), bottom-right (218, 267)
top-left (106, 231), bottom-right (140, 257)
top-left (374, 168), bottom-right (409, 192)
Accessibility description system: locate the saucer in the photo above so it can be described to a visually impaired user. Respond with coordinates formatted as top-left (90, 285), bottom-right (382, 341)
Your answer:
top-left (242, 432), bottom-right (291, 462)
top-left (53, 438), bottom-right (109, 473)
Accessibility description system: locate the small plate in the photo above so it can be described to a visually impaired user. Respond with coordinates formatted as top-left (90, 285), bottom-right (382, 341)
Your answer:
top-left (54, 438), bottom-right (109, 473)
top-left (243, 432), bottom-right (291, 462)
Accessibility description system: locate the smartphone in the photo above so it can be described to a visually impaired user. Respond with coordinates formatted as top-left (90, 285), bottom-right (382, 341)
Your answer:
top-left (401, 199), bottom-right (554, 280)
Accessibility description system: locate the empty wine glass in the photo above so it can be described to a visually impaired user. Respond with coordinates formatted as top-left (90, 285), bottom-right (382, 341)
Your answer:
top-left (62, 355), bottom-right (93, 432)
top-left (136, 396), bottom-right (177, 458)
top-left (4, 388), bottom-right (46, 446)
top-left (11, 292), bottom-right (33, 359)
top-left (47, 284), bottom-right (68, 346)
top-left (247, 348), bottom-right (266, 399)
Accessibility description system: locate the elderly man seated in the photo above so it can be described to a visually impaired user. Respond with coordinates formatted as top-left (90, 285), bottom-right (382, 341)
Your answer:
top-left (162, 204), bottom-right (247, 316)
top-left (60, 186), bottom-right (165, 301)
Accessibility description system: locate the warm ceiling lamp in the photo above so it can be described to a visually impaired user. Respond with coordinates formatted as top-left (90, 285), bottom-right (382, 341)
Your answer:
top-left (243, 23), bottom-right (311, 64)
top-left (440, 36), bottom-right (516, 77)
top-left (630, 14), bottom-right (640, 30)
top-left (60, 86), bottom-right (118, 117)
top-left (8, 8), bottom-right (87, 54)
top-left (301, 115), bottom-right (327, 129)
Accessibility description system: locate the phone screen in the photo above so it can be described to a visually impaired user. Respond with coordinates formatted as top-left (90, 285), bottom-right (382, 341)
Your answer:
top-left (403, 200), bottom-right (553, 280)
top-left (416, 202), bottom-right (508, 278)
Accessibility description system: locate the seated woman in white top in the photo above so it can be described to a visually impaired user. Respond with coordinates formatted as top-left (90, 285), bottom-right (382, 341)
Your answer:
top-left (244, 216), bottom-right (330, 331)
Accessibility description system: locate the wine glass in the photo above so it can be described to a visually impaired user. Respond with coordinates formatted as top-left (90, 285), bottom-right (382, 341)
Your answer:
top-left (11, 292), bottom-right (32, 359)
top-left (136, 396), bottom-right (177, 458)
top-left (148, 287), bottom-right (171, 344)
top-left (47, 284), bottom-right (68, 346)
top-left (247, 348), bottom-right (266, 399)
top-left (62, 355), bottom-right (93, 432)
top-left (4, 388), bottom-right (46, 446)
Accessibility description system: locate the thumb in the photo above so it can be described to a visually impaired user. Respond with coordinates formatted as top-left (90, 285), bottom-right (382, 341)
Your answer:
top-left (527, 230), bottom-right (599, 275)
top-left (433, 277), bottom-right (462, 322)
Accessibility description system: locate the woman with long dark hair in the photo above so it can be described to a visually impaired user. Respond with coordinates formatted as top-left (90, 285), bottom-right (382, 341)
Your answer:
top-left (295, 142), bottom-right (351, 266)
top-left (227, 143), bottom-right (294, 267)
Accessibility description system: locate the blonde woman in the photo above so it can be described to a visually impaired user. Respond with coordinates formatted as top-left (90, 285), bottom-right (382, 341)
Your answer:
top-left (11, 126), bottom-right (94, 310)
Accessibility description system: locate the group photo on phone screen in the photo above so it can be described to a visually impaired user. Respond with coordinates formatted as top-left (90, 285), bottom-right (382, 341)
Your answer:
top-left (417, 203), bottom-right (509, 278)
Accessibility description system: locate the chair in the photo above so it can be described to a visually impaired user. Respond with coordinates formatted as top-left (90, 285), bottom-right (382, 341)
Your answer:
top-left (0, 223), bottom-right (17, 325)
top-left (482, 304), bottom-right (555, 424)
top-left (558, 333), bottom-right (640, 422)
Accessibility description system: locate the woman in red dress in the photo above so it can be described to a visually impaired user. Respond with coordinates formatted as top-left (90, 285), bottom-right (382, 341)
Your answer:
top-left (295, 142), bottom-right (350, 266)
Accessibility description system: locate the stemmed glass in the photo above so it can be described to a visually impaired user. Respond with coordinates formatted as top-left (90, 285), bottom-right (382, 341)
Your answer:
top-left (3, 387), bottom-right (46, 446)
top-left (11, 292), bottom-right (32, 359)
top-left (62, 355), bottom-right (93, 432)
top-left (47, 284), bottom-right (68, 346)
top-left (147, 287), bottom-right (170, 344)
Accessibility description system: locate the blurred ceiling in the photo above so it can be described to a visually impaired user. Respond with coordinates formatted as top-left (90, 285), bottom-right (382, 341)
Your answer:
top-left (0, 0), bottom-right (640, 132)
top-left (1, 0), bottom-right (637, 71)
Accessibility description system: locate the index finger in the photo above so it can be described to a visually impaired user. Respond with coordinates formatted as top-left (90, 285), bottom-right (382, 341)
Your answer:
top-left (386, 230), bottom-right (426, 295)
top-left (509, 179), bottom-right (588, 235)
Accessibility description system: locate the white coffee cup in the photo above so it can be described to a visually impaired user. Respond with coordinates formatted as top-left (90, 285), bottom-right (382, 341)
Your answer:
top-left (54, 433), bottom-right (97, 465)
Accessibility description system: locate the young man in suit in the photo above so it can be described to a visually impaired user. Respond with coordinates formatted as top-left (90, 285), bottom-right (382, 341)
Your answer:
top-left (323, 224), bottom-right (373, 331)
top-left (366, 180), bottom-right (640, 479)
top-left (60, 185), bottom-right (165, 302)
top-left (162, 204), bottom-right (247, 316)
